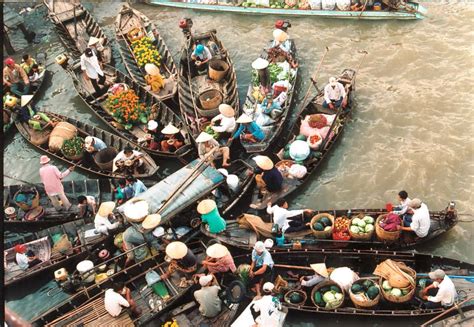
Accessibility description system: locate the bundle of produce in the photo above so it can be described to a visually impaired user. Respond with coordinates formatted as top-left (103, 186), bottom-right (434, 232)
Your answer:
top-left (349, 278), bottom-right (381, 308)
top-left (284, 289), bottom-right (307, 306)
top-left (61, 136), bottom-right (84, 161)
top-left (105, 89), bottom-right (149, 129)
top-left (268, 63), bottom-right (284, 84)
top-left (310, 213), bottom-right (334, 239)
top-left (307, 132), bottom-right (322, 150)
top-left (131, 36), bottom-right (161, 67)
top-left (311, 280), bottom-right (345, 310)
top-left (203, 124), bottom-right (219, 140)
top-left (332, 216), bottom-right (351, 241)
top-left (375, 213), bottom-right (402, 242)
top-left (349, 215), bottom-right (375, 241)
top-left (373, 259), bottom-right (416, 303)
top-left (49, 122), bottom-right (77, 152)
top-left (236, 264), bottom-right (251, 284)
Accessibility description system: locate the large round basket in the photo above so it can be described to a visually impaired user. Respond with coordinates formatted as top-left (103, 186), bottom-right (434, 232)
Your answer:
top-left (208, 59), bottom-right (229, 82)
top-left (348, 278), bottom-right (381, 309)
top-left (94, 147), bottom-right (118, 171)
top-left (311, 280), bottom-right (345, 310)
top-left (284, 290), bottom-right (307, 307)
top-left (310, 213), bottom-right (334, 239)
top-left (14, 187), bottom-right (40, 211)
top-left (197, 89), bottom-right (223, 117)
top-left (375, 214), bottom-right (401, 242)
top-left (24, 206), bottom-right (45, 221)
top-left (379, 266), bottom-right (416, 303)
top-left (349, 215), bottom-right (375, 241)
top-left (62, 149), bottom-right (84, 161)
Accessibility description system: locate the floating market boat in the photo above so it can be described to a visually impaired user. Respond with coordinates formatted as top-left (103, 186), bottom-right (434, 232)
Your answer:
top-left (3, 179), bottom-right (112, 231)
top-left (115, 4), bottom-right (178, 103)
top-left (240, 24), bottom-right (298, 154)
top-left (61, 59), bottom-right (194, 161)
top-left (421, 296), bottom-right (474, 327)
top-left (147, 0), bottom-right (426, 20)
top-left (43, 0), bottom-right (112, 64)
top-left (248, 68), bottom-right (356, 210)
top-left (177, 18), bottom-right (239, 144)
top-left (231, 249), bottom-right (474, 317)
top-left (201, 204), bottom-right (459, 250)
top-left (15, 111), bottom-right (160, 179)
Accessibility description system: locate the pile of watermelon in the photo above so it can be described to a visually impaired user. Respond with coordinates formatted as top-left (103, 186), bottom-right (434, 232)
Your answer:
top-left (350, 279), bottom-right (380, 301)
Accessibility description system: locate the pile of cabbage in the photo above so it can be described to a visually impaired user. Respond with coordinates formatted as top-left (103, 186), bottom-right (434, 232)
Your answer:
top-left (381, 279), bottom-right (411, 297)
top-left (313, 284), bottom-right (344, 309)
top-left (350, 216), bottom-right (375, 235)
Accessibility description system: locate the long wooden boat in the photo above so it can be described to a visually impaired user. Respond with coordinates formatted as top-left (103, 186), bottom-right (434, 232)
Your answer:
top-left (248, 68), bottom-right (356, 210)
top-left (62, 60), bottom-right (195, 160)
top-left (202, 204), bottom-right (458, 250)
top-left (3, 179), bottom-right (112, 231)
top-left (115, 4), bottom-right (178, 103)
top-left (177, 19), bottom-right (239, 144)
top-left (421, 297), bottom-right (474, 327)
top-left (147, 0), bottom-right (426, 20)
top-left (43, 0), bottom-right (112, 64)
top-left (4, 219), bottom-right (113, 288)
top-left (15, 111), bottom-right (159, 179)
top-left (232, 249), bottom-right (474, 317)
top-left (240, 29), bottom-right (298, 154)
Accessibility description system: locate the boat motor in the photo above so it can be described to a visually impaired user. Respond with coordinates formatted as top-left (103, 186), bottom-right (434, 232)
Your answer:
top-left (275, 19), bottom-right (291, 32)
top-left (179, 18), bottom-right (193, 37)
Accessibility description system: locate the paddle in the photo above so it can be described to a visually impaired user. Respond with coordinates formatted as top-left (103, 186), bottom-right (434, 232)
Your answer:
top-left (185, 39), bottom-right (202, 132)
top-left (420, 296), bottom-right (473, 327)
top-left (358, 0), bottom-right (370, 19)
top-left (300, 46), bottom-right (329, 111)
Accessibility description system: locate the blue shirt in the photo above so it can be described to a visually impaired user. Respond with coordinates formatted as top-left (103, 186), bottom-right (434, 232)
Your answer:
top-left (131, 180), bottom-right (147, 196)
top-left (251, 249), bottom-right (274, 268)
top-left (262, 167), bottom-right (283, 192)
top-left (91, 137), bottom-right (107, 151)
top-left (261, 99), bottom-right (281, 115)
top-left (232, 122), bottom-right (265, 141)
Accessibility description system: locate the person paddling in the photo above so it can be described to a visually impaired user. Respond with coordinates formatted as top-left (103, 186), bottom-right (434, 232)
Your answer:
top-left (39, 155), bottom-right (74, 211)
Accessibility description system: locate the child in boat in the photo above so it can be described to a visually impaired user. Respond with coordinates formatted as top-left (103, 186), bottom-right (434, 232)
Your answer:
top-left (77, 195), bottom-right (97, 218)
top-left (391, 190), bottom-right (413, 226)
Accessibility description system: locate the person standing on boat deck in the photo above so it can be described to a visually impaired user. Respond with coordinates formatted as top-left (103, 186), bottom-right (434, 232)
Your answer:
top-left (323, 77), bottom-right (347, 110)
top-left (298, 263), bottom-right (328, 288)
top-left (420, 269), bottom-right (457, 309)
top-left (20, 54), bottom-right (37, 75)
top-left (113, 178), bottom-right (134, 204)
top-left (161, 241), bottom-right (198, 280)
top-left (80, 47), bottom-right (107, 97)
top-left (104, 283), bottom-right (130, 317)
top-left (160, 123), bottom-right (185, 152)
top-left (197, 132), bottom-right (231, 167)
top-left (83, 136), bottom-right (107, 167)
top-left (230, 114), bottom-right (265, 144)
top-left (77, 195), bottom-right (97, 218)
top-left (39, 155), bottom-right (74, 211)
top-left (250, 282), bottom-right (283, 326)
top-left (198, 199), bottom-right (227, 234)
top-left (88, 36), bottom-right (105, 63)
top-left (125, 176), bottom-right (148, 197)
top-left (3, 58), bottom-right (30, 97)
top-left (202, 243), bottom-right (236, 275)
top-left (94, 201), bottom-right (120, 235)
top-left (194, 275), bottom-right (222, 318)
top-left (248, 241), bottom-right (274, 298)
top-left (391, 190), bottom-right (413, 226)
top-left (254, 156), bottom-right (283, 195)
top-left (211, 104), bottom-right (236, 140)
top-left (191, 44), bottom-right (212, 73)
top-left (398, 198), bottom-right (430, 238)
top-left (267, 198), bottom-right (312, 233)
top-left (112, 145), bottom-right (144, 173)
top-left (15, 244), bottom-right (42, 270)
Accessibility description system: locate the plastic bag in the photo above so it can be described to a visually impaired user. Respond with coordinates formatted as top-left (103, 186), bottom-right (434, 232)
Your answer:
top-left (146, 270), bottom-right (161, 286)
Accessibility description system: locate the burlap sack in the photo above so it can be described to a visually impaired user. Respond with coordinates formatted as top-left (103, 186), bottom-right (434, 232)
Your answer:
top-left (49, 122), bottom-right (77, 152)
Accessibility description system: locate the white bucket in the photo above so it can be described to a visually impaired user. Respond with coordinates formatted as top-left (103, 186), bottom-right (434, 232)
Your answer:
top-left (321, 0), bottom-right (336, 10)
top-left (77, 260), bottom-right (95, 283)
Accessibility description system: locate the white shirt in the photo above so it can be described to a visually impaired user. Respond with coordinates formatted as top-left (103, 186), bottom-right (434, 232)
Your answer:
top-left (113, 150), bottom-right (143, 172)
top-left (267, 205), bottom-right (304, 232)
top-left (253, 295), bottom-right (282, 327)
top-left (211, 114), bottom-right (236, 133)
top-left (271, 39), bottom-right (291, 53)
top-left (410, 203), bottom-right (430, 237)
top-left (104, 289), bottom-right (129, 317)
top-left (192, 46), bottom-right (212, 61)
top-left (324, 82), bottom-right (346, 104)
top-left (94, 213), bottom-right (119, 235)
top-left (16, 253), bottom-right (29, 270)
top-left (80, 52), bottom-right (104, 79)
top-left (78, 196), bottom-right (96, 213)
top-left (428, 276), bottom-right (456, 307)
top-left (392, 197), bottom-right (411, 215)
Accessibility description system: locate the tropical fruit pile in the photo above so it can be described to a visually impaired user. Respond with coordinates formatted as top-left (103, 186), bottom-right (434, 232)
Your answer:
top-left (105, 89), bottom-right (149, 128)
top-left (131, 37), bottom-right (161, 68)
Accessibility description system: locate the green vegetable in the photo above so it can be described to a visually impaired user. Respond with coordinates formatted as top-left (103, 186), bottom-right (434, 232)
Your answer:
top-left (267, 63), bottom-right (284, 84)
top-left (313, 222), bottom-right (324, 231)
top-left (283, 150), bottom-right (291, 159)
top-left (357, 220), bottom-right (366, 228)
top-left (364, 224), bottom-right (374, 233)
top-left (289, 292), bottom-right (303, 303)
top-left (314, 291), bottom-right (322, 304)
top-left (334, 293), bottom-right (343, 301)
top-left (323, 291), bottom-right (335, 303)
top-left (352, 218), bottom-right (362, 226)
top-left (350, 225), bottom-right (360, 234)
top-left (382, 280), bottom-right (392, 291)
top-left (61, 136), bottom-right (84, 157)
top-left (363, 216), bottom-right (375, 224)
top-left (351, 284), bottom-right (362, 294)
top-left (390, 288), bottom-right (402, 297)
top-left (367, 286), bottom-right (379, 300)
top-left (330, 285), bottom-right (340, 293)
top-left (296, 134), bottom-right (307, 141)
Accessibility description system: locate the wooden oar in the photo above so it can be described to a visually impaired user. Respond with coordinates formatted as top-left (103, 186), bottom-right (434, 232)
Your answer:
top-left (300, 46), bottom-right (329, 111)
top-left (185, 39), bottom-right (201, 132)
top-left (420, 296), bottom-right (473, 327)
top-left (358, 0), bottom-right (370, 19)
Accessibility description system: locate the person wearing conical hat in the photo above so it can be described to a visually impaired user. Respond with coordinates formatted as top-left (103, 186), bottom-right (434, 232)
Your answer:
top-left (196, 132), bottom-right (231, 167)
top-left (161, 241), bottom-right (198, 280)
top-left (80, 47), bottom-right (107, 97)
top-left (160, 123), bottom-right (185, 152)
top-left (144, 64), bottom-right (165, 92)
top-left (198, 199), bottom-right (226, 234)
top-left (253, 155), bottom-right (283, 195)
top-left (94, 201), bottom-right (120, 235)
top-left (202, 243), bottom-right (236, 275)
top-left (299, 263), bottom-right (328, 288)
top-left (87, 36), bottom-right (105, 62)
top-left (4, 57), bottom-right (30, 97)
top-left (229, 114), bottom-right (265, 144)
top-left (323, 76), bottom-right (347, 110)
top-left (211, 104), bottom-right (236, 138)
top-left (271, 29), bottom-right (291, 53)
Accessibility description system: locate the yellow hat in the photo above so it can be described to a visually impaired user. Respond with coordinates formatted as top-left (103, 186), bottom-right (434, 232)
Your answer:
top-left (165, 241), bottom-right (188, 259)
top-left (195, 132), bottom-right (214, 143)
top-left (206, 243), bottom-right (229, 259)
top-left (310, 263), bottom-right (328, 278)
top-left (253, 155), bottom-right (274, 170)
top-left (197, 199), bottom-right (217, 215)
top-left (161, 123), bottom-right (180, 135)
top-left (98, 201), bottom-right (116, 217)
top-left (145, 63), bottom-right (160, 76)
top-left (236, 114), bottom-right (253, 124)
top-left (218, 104), bottom-right (235, 118)
top-left (141, 214), bottom-right (161, 230)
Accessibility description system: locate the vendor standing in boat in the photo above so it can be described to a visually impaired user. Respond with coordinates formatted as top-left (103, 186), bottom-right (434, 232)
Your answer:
top-left (211, 104), bottom-right (236, 140)
top-left (197, 199), bottom-right (226, 234)
top-left (94, 201), bottom-right (120, 235)
top-left (15, 244), bottom-right (42, 270)
top-left (248, 241), bottom-right (274, 298)
top-left (161, 241), bottom-right (198, 280)
top-left (254, 156), bottom-right (283, 195)
top-left (194, 275), bottom-right (222, 318)
top-left (197, 132), bottom-right (231, 167)
top-left (160, 123), bottom-right (184, 152)
top-left (202, 243), bottom-right (236, 275)
top-left (398, 198), bottom-right (430, 238)
top-left (323, 77), bottom-right (347, 110)
top-left (80, 47), bottom-right (107, 97)
top-left (3, 58), bottom-right (30, 97)
top-left (230, 114), bottom-right (265, 144)
top-left (113, 145), bottom-right (144, 174)
top-left (420, 269), bottom-right (457, 309)
top-left (39, 155), bottom-right (74, 211)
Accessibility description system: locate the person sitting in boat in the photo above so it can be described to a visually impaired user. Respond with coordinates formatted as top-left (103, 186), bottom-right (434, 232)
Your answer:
top-left (88, 36), bottom-right (105, 63)
top-left (160, 123), bottom-right (185, 152)
top-left (255, 94), bottom-right (277, 127)
top-left (113, 178), bottom-right (134, 204)
top-left (144, 64), bottom-right (165, 93)
top-left (299, 113), bottom-right (336, 139)
top-left (191, 44), bottom-right (213, 74)
top-left (77, 195), bottom-right (97, 218)
top-left (267, 198), bottom-right (312, 234)
top-left (104, 282), bottom-right (130, 317)
top-left (391, 190), bottom-right (413, 227)
top-left (271, 29), bottom-right (291, 54)
top-left (197, 199), bottom-right (226, 234)
top-left (15, 244), bottom-right (42, 270)
top-left (28, 64), bottom-right (43, 87)
top-left (161, 241), bottom-right (198, 280)
top-left (20, 54), bottom-right (37, 75)
top-left (248, 241), bottom-right (274, 298)
top-left (125, 176), bottom-right (147, 197)
top-left (254, 156), bottom-right (283, 195)
top-left (299, 263), bottom-right (329, 288)
top-left (83, 136), bottom-right (107, 167)
top-left (194, 275), bottom-right (222, 318)
top-left (323, 77), bottom-right (347, 110)
top-left (250, 282), bottom-right (283, 326)
top-left (3, 57), bottom-right (30, 97)
top-left (398, 198), bottom-right (430, 238)
top-left (230, 114), bottom-right (265, 144)
top-left (329, 267), bottom-right (359, 292)
top-left (202, 243), bottom-right (236, 276)
top-left (112, 145), bottom-right (144, 174)
top-left (144, 119), bottom-right (163, 150)
top-left (197, 132), bottom-right (231, 167)
top-left (420, 269), bottom-right (456, 309)
top-left (211, 104), bottom-right (236, 140)
top-left (94, 201), bottom-right (120, 235)
top-left (80, 47), bottom-right (107, 97)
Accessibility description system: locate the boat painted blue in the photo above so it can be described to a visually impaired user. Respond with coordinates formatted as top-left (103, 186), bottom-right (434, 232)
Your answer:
top-left (147, 0), bottom-right (426, 20)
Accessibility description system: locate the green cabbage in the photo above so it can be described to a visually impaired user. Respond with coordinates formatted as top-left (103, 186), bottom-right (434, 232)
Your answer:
top-left (323, 291), bottom-right (335, 303)
top-left (334, 293), bottom-right (343, 301)
top-left (363, 216), bottom-right (375, 224)
top-left (357, 220), bottom-right (366, 228)
top-left (382, 280), bottom-right (392, 291)
top-left (364, 224), bottom-right (374, 233)
top-left (352, 218), bottom-right (362, 226)
top-left (350, 225), bottom-right (360, 234)
top-left (391, 288), bottom-right (402, 297)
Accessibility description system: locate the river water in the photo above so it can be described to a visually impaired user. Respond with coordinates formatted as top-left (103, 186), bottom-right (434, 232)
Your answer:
top-left (3, 1), bottom-right (473, 325)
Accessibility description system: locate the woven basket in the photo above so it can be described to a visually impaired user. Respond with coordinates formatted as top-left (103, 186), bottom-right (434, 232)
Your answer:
top-left (349, 214), bottom-right (375, 241)
top-left (375, 214), bottom-right (401, 242)
top-left (62, 149), bottom-right (83, 161)
top-left (197, 89), bottom-right (223, 117)
top-left (14, 187), bottom-right (40, 211)
top-left (310, 213), bottom-right (334, 239)
top-left (311, 280), bottom-right (345, 310)
top-left (208, 59), bottom-right (229, 82)
top-left (379, 265), bottom-right (416, 303)
top-left (348, 278), bottom-right (381, 309)
top-left (284, 290), bottom-right (307, 307)
top-left (94, 147), bottom-right (118, 171)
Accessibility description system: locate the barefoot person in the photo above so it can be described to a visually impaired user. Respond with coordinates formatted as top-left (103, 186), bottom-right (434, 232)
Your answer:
top-left (248, 241), bottom-right (274, 298)
top-left (196, 132), bottom-right (231, 167)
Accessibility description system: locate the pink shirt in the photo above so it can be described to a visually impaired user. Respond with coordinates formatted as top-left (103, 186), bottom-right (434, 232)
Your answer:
top-left (207, 254), bottom-right (237, 274)
top-left (39, 164), bottom-right (71, 194)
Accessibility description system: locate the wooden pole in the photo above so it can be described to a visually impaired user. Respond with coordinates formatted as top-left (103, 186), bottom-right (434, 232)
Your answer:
top-left (300, 46), bottom-right (329, 110)
top-left (420, 296), bottom-right (473, 327)
top-left (73, 4), bottom-right (78, 40)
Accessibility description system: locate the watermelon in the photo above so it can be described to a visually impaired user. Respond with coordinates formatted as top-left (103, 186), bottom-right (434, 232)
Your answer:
top-left (363, 279), bottom-right (374, 289)
top-left (313, 222), bottom-right (324, 231)
top-left (320, 217), bottom-right (331, 226)
top-left (314, 291), bottom-right (322, 304)
top-left (330, 285), bottom-right (340, 293)
top-left (320, 287), bottom-right (330, 293)
top-left (289, 292), bottom-right (303, 303)
top-left (367, 286), bottom-right (379, 300)
top-left (351, 283), bottom-right (363, 294)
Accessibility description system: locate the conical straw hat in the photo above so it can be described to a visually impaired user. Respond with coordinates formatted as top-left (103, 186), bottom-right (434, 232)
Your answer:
top-left (165, 241), bottom-right (188, 259)
top-left (123, 199), bottom-right (149, 222)
top-left (161, 123), bottom-right (180, 135)
top-left (219, 104), bottom-right (235, 118)
top-left (98, 201), bottom-right (116, 217)
top-left (195, 132), bottom-right (213, 143)
top-left (141, 214), bottom-right (161, 230)
top-left (253, 155), bottom-right (274, 170)
top-left (273, 29), bottom-right (288, 42)
top-left (88, 36), bottom-right (100, 46)
top-left (236, 114), bottom-right (253, 124)
top-left (251, 57), bottom-right (269, 70)
top-left (197, 199), bottom-right (217, 215)
top-left (206, 243), bottom-right (229, 259)
top-left (310, 263), bottom-right (328, 278)
top-left (145, 63), bottom-right (160, 76)
top-left (21, 95), bottom-right (34, 107)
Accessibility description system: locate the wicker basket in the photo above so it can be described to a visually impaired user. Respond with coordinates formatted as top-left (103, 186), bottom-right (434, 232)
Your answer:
top-left (197, 89), bottom-right (223, 117)
top-left (349, 214), bottom-right (375, 241)
top-left (275, 160), bottom-right (294, 178)
top-left (311, 280), bottom-right (345, 310)
top-left (14, 187), bottom-right (40, 211)
top-left (375, 214), bottom-right (401, 242)
top-left (24, 206), bottom-right (45, 221)
top-left (94, 147), bottom-right (118, 171)
top-left (348, 278), bottom-right (381, 309)
top-left (379, 266), bottom-right (416, 303)
top-left (62, 149), bottom-right (84, 161)
top-left (310, 213), bottom-right (334, 239)
top-left (284, 290), bottom-right (307, 307)
top-left (208, 59), bottom-right (229, 82)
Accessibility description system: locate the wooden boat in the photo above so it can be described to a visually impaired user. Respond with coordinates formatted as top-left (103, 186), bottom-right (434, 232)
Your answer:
top-left (201, 205), bottom-right (459, 250)
top-left (231, 249), bottom-right (474, 317)
top-left (3, 179), bottom-right (112, 231)
top-left (15, 111), bottom-right (159, 179)
top-left (63, 60), bottom-right (195, 161)
top-left (43, 0), bottom-right (112, 64)
top-left (421, 297), bottom-right (474, 326)
top-left (231, 300), bottom-right (287, 327)
top-left (147, 0), bottom-right (426, 20)
top-left (4, 218), bottom-right (113, 288)
top-left (115, 4), bottom-right (178, 103)
top-left (240, 29), bottom-right (298, 154)
top-left (177, 19), bottom-right (239, 144)
top-left (248, 68), bottom-right (356, 210)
